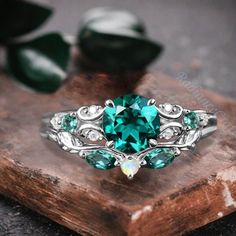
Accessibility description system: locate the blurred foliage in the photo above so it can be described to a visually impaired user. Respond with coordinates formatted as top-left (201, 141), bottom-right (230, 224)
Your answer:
top-left (7, 33), bottom-right (70, 93)
top-left (0, 2), bottom-right (164, 93)
top-left (78, 7), bottom-right (163, 72)
top-left (0, 0), bottom-right (52, 42)
top-left (0, 0), bottom-right (70, 93)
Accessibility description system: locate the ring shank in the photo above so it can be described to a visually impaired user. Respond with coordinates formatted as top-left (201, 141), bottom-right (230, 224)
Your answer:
top-left (201, 113), bottom-right (217, 138)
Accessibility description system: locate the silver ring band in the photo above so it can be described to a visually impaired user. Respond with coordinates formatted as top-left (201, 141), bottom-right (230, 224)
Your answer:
top-left (41, 95), bottom-right (217, 179)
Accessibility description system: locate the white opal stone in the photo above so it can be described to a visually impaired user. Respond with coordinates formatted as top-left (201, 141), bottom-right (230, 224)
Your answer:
top-left (120, 158), bottom-right (140, 179)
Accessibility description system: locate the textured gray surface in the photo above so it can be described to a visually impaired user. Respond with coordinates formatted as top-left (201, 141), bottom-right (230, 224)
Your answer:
top-left (0, 0), bottom-right (236, 235)
top-left (0, 196), bottom-right (77, 236)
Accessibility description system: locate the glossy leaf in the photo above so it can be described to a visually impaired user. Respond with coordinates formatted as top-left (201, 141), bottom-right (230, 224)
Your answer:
top-left (78, 7), bottom-right (163, 72)
top-left (7, 33), bottom-right (70, 93)
top-left (0, 0), bottom-right (52, 42)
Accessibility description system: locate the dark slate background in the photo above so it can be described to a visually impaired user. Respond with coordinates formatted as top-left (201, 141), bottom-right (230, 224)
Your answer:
top-left (0, 0), bottom-right (236, 235)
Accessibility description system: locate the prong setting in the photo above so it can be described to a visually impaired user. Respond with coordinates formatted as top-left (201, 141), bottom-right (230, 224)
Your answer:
top-left (147, 98), bottom-right (156, 106)
top-left (127, 174), bottom-right (134, 180)
top-left (149, 139), bottom-right (157, 147)
top-left (174, 148), bottom-right (181, 156)
top-left (105, 140), bottom-right (114, 148)
top-left (105, 99), bottom-right (115, 108)
top-left (140, 160), bottom-right (147, 166)
top-left (114, 160), bottom-right (120, 166)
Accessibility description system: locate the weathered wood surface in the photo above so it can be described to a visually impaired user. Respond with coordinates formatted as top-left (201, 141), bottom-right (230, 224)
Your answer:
top-left (0, 71), bottom-right (236, 236)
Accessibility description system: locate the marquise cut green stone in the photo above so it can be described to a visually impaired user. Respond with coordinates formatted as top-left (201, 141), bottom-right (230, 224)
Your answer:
top-left (103, 94), bottom-right (160, 153)
top-left (85, 150), bottom-right (116, 170)
top-left (145, 148), bottom-right (175, 169)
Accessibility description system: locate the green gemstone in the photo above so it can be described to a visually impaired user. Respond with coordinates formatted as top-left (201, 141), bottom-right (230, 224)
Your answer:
top-left (103, 94), bottom-right (160, 153)
top-left (145, 148), bottom-right (175, 169)
top-left (85, 150), bottom-right (116, 170)
top-left (183, 112), bottom-right (199, 129)
top-left (61, 114), bottom-right (78, 132)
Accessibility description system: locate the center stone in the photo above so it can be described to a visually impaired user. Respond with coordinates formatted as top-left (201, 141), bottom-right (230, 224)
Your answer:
top-left (103, 94), bottom-right (160, 153)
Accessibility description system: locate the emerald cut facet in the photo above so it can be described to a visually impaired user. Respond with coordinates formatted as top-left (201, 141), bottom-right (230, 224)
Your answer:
top-left (145, 148), bottom-right (175, 169)
top-left (103, 94), bottom-right (160, 153)
top-left (183, 112), bottom-right (199, 129)
top-left (85, 150), bottom-right (116, 170)
top-left (61, 114), bottom-right (78, 132)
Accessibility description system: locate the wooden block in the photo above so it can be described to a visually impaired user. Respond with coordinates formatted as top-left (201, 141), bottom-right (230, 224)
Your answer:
top-left (0, 71), bottom-right (236, 236)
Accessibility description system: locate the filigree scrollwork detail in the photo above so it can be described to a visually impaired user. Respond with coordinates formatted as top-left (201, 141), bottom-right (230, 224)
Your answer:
top-left (42, 96), bottom-right (217, 179)
top-left (77, 105), bottom-right (103, 121)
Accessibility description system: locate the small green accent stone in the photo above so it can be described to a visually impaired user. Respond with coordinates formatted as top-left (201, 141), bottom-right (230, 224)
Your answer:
top-left (103, 94), bottom-right (160, 153)
top-left (61, 114), bottom-right (78, 132)
top-left (145, 148), bottom-right (175, 169)
top-left (85, 150), bottom-right (116, 170)
top-left (183, 112), bottom-right (199, 129)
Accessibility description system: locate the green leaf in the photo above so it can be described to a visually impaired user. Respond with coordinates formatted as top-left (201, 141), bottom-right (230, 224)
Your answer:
top-left (7, 33), bottom-right (70, 93)
top-left (78, 7), bottom-right (163, 72)
top-left (0, 0), bottom-right (52, 42)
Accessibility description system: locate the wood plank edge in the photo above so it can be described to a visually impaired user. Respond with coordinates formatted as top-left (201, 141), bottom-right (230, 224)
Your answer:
top-left (127, 165), bottom-right (236, 236)
top-left (1, 153), bottom-right (236, 236)
top-left (0, 154), bottom-right (130, 236)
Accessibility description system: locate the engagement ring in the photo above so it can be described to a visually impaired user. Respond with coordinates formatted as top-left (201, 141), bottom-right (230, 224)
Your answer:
top-left (41, 94), bottom-right (217, 179)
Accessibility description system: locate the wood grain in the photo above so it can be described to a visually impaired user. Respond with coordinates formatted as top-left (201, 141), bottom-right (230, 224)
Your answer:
top-left (0, 71), bottom-right (236, 236)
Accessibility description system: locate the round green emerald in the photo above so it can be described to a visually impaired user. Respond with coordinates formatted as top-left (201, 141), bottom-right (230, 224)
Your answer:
top-left (145, 148), bottom-right (175, 169)
top-left (103, 94), bottom-right (160, 153)
top-left (183, 112), bottom-right (199, 129)
top-left (85, 150), bottom-right (116, 170)
top-left (61, 114), bottom-right (78, 132)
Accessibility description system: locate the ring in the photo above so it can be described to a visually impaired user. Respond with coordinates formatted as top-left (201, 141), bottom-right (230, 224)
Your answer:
top-left (41, 94), bottom-right (217, 179)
